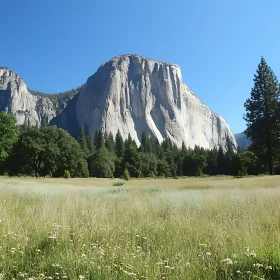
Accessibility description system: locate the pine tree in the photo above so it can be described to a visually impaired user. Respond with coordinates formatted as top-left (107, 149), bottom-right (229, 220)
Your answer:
top-left (96, 129), bottom-right (105, 150)
top-left (244, 57), bottom-right (280, 175)
top-left (217, 145), bottom-right (226, 174)
top-left (224, 136), bottom-right (235, 175)
top-left (153, 138), bottom-right (161, 157)
top-left (140, 132), bottom-right (147, 152)
top-left (125, 133), bottom-right (133, 149)
top-left (115, 130), bottom-right (124, 158)
top-left (86, 134), bottom-right (95, 154)
top-left (78, 126), bottom-right (89, 155)
top-left (146, 136), bottom-right (153, 153)
top-left (94, 130), bottom-right (99, 148)
top-left (105, 132), bottom-right (115, 153)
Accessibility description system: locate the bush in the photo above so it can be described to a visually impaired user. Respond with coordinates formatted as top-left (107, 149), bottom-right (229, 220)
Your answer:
top-left (64, 170), bottom-right (71, 179)
top-left (112, 181), bottom-right (124, 187)
top-left (123, 168), bottom-right (130, 181)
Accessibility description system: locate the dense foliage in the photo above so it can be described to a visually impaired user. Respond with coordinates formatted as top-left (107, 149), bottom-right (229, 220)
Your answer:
top-left (5, 125), bottom-right (88, 178)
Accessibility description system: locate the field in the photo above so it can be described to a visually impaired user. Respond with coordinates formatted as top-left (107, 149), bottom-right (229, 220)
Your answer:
top-left (0, 176), bottom-right (280, 280)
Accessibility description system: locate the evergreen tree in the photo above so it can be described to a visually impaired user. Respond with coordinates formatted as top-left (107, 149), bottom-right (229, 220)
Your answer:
top-left (183, 153), bottom-right (207, 176)
top-left (125, 133), bottom-right (133, 149)
top-left (157, 159), bottom-right (171, 177)
top-left (86, 134), bottom-right (95, 154)
top-left (217, 146), bottom-right (226, 174)
top-left (115, 130), bottom-right (124, 158)
top-left (105, 132), bottom-right (115, 153)
top-left (140, 131), bottom-right (147, 152)
top-left (95, 129), bottom-right (105, 150)
top-left (205, 148), bottom-right (218, 175)
top-left (88, 146), bottom-right (115, 178)
top-left (122, 137), bottom-right (142, 178)
top-left (244, 57), bottom-right (280, 175)
top-left (94, 130), bottom-right (99, 148)
top-left (139, 152), bottom-right (157, 177)
top-left (224, 136), bottom-right (235, 175)
top-left (123, 168), bottom-right (130, 181)
top-left (78, 126), bottom-right (89, 155)
top-left (146, 136), bottom-right (153, 153)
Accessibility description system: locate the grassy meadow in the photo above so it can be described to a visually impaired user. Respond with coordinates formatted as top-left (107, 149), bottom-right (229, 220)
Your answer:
top-left (0, 176), bottom-right (280, 279)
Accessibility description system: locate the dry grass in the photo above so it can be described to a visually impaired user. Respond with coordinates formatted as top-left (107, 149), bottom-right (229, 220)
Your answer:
top-left (0, 176), bottom-right (280, 279)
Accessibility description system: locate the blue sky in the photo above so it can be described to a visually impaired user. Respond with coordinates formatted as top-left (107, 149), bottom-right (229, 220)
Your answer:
top-left (1, 0), bottom-right (280, 133)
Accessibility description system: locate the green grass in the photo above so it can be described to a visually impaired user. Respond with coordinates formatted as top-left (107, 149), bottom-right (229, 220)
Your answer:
top-left (0, 176), bottom-right (280, 279)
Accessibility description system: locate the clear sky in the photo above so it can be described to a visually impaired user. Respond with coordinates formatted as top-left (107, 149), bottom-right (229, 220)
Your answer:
top-left (1, 0), bottom-right (280, 133)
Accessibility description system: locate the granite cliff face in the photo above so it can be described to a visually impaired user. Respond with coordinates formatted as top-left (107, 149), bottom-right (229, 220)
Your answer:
top-left (0, 67), bottom-right (56, 126)
top-left (0, 55), bottom-right (237, 150)
top-left (52, 54), bottom-right (237, 150)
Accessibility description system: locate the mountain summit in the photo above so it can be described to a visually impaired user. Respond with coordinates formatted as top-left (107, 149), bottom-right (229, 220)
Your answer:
top-left (52, 54), bottom-right (237, 150)
top-left (1, 55), bottom-right (237, 150)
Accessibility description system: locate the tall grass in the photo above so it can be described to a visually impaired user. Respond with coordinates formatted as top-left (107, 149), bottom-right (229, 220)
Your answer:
top-left (0, 176), bottom-right (280, 279)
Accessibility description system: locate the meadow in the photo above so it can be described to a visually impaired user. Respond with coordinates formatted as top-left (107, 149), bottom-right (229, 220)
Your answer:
top-left (0, 176), bottom-right (280, 280)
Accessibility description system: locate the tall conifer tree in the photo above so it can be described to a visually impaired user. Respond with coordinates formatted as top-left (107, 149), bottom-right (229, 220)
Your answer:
top-left (244, 57), bottom-right (280, 175)
top-left (78, 126), bottom-right (89, 155)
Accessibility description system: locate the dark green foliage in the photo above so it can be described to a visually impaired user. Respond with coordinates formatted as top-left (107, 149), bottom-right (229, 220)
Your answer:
top-left (183, 153), bottom-right (207, 176)
top-left (88, 146), bottom-right (115, 178)
top-left (139, 131), bottom-right (147, 152)
top-left (94, 129), bottom-right (105, 150)
top-left (153, 138), bottom-right (161, 157)
top-left (204, 148), bottom-right (218, 175)
top-left (112, 181), bottom-right (124, 186)
top-left (139, 132), bottom-right (153, 153)
top-left (217, 145), bottom-right (226, 174)
top-left (115, 130), bottom-right (124, 158)
top-left (8, 126), bottom-right (88, 178)
top-left (0, 113), bottom-right (18, 162)
top-left (64, 170), bottom-right (71, 179)
top-left (105, 132), bottom-right (115, 153)
top-left (122, 139), bottom-right (142, 178)
top-left (78, 126), bottom-right (89, 155)
top-left (244, 57), bottom-right (280, 175)
top-left (86, 134), bottom-right (95, 154)
top-left (139, 153), bottom-right (158, 177)
top-left (224, 136), bottom-right (235, 175)
top-left (232, 151), bottom-right (260, 176)
top-left (157, 159), bottom-right (172, 177)
top-left (122, 168), bottom-right (130, 181)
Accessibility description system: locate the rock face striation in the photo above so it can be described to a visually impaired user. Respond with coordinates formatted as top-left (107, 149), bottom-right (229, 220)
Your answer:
top-left (0, 67), bottom-right (56, 126)
top-left (0, 55), bottom-right (237, 150)
top-left (52, 55), bottom-right (237, 150)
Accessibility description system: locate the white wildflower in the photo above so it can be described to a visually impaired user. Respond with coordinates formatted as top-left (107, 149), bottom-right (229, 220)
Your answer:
top-left (221, 258), bottom-right (233, 265)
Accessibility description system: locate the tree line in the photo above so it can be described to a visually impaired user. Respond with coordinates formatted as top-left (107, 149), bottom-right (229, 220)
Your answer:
top-left (0, 114), bottom-right (262, 178)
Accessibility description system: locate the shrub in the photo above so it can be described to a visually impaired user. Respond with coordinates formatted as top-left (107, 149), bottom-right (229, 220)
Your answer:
top-left (64, 170), bottom-right (71, 179)
top-left (123, 168), bottom-right (130, 181)
top-left (112, 181), bottom-right (124, 187)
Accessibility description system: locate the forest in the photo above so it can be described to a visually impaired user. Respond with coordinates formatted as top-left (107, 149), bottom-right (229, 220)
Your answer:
top-left (0, 115), bottom-right (265, 179)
